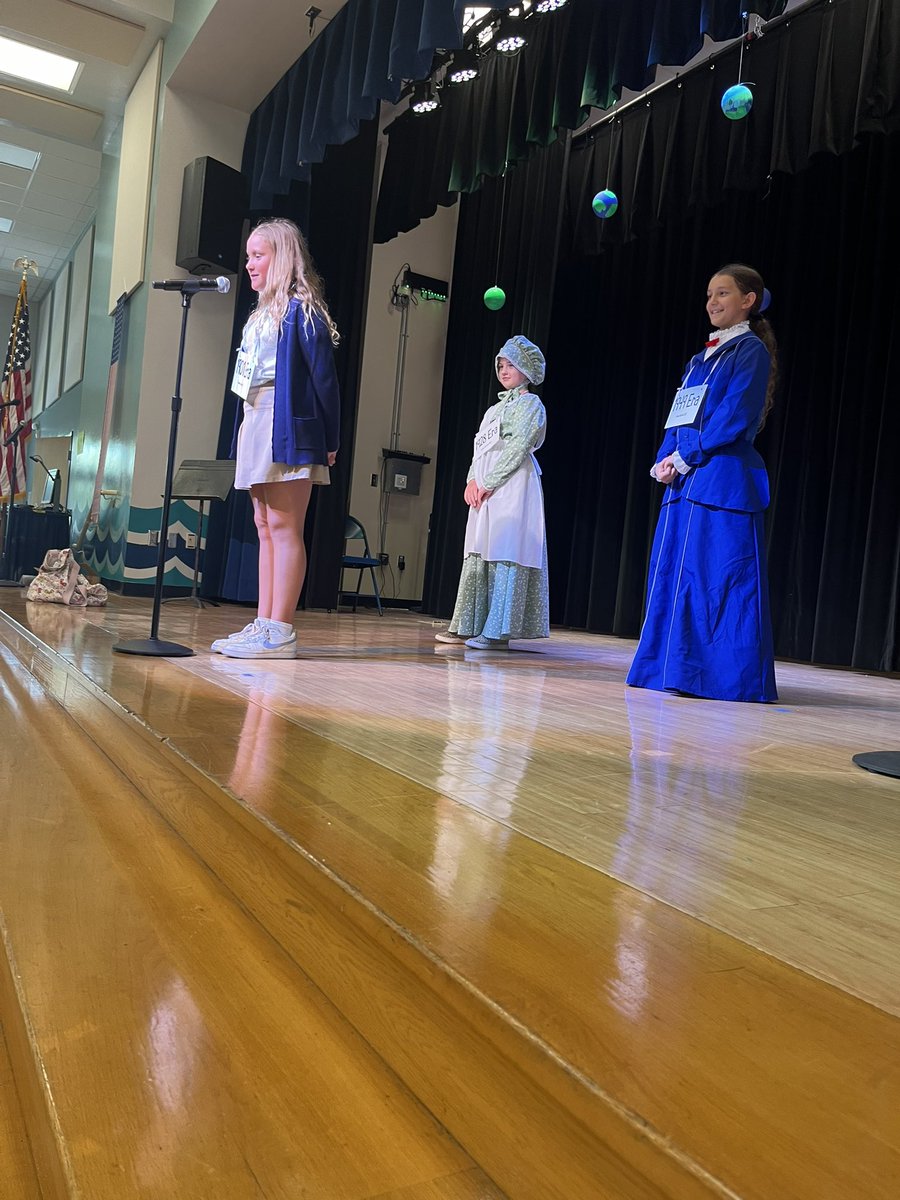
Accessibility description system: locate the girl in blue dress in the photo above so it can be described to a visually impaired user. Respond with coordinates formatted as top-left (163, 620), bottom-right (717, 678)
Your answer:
top-left (626, 263), bottom-right (778, 702)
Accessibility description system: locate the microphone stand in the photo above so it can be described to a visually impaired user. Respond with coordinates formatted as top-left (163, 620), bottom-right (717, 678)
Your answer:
top-left (114, 292), bottom-right (197, 656)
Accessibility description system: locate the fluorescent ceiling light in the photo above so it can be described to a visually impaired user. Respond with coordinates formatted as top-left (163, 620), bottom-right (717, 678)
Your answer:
top-left (0, 35), bottom-right (81, 92)
top-left (0, 141), bottom-right (40, 171)
top-left (0, 218), bottom-right (14, 233)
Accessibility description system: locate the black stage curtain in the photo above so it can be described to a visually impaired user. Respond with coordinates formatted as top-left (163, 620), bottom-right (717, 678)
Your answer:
top-left (543, 128), bottom-right (900, 671)
top-left (567, 0), bottom-right (900, 252)
top-left (203, 120), bottom-right (378, 609)
top-left (420, 136), bottom-right (568, 614)
top-left (375, 0), bottom-right (787, 242)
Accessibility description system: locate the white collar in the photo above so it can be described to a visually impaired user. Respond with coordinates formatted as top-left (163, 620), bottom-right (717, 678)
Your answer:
top-left (704, 321), bottom-right (749, 359)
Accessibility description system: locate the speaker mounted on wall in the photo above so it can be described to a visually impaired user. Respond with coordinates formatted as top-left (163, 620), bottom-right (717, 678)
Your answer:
top-left (176, 156), bottom-right (248, 276)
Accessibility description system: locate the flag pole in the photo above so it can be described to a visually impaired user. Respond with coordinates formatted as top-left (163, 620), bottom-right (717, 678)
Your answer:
top-left (0, 259), bottom-right (37, 584)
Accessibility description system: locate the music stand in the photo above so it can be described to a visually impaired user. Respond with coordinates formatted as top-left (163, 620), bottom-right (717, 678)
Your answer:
top-left (163, 459), bottom-right (235, 608)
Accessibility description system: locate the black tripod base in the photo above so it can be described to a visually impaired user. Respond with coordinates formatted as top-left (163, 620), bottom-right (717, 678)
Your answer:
top-left (113, 637), bottom-right (195, 657)
top-left (852, 751), bottom-right (900, 779)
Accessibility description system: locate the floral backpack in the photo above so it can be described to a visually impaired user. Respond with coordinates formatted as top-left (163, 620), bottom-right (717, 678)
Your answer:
top-left (25, 548), bottom-right (108, 607)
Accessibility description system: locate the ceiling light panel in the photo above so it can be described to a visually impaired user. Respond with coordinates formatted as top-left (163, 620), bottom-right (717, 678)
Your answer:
top-left (0, 141), bottom-right (40, 171)
top-left (0, 35), bottom-right (82, 92)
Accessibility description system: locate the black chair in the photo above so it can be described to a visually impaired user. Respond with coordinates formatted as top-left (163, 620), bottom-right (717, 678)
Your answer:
top-left (340, 516), bottom-right (383, 615)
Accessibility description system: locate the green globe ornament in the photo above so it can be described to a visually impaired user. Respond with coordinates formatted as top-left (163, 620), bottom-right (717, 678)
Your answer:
top-left (591, 189), bottom-right (618, 219)
top-left (483, 285), bottom-right (506, 311)
top-left (721, 84), bottom-right (754, 120)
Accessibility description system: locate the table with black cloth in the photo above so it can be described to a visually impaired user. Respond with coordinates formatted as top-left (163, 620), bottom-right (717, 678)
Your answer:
top-left (0, 506), bottom-right (71, 582)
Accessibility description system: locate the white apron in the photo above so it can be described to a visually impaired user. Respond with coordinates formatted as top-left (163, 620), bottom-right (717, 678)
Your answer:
top-left (463, 397), bottom-right (546, 569)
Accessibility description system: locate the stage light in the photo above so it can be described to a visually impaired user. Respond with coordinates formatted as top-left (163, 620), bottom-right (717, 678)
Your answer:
top-left (447, 48), bottom-right (479, 84)
top-left (535, 0), bottom-right (568, 11)
top-left (495, 16), bottom-right (527, 55)
top-left (411, 80), bottom-right (440, 115)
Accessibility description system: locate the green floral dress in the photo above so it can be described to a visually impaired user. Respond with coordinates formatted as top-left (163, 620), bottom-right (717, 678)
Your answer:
top-left (447, 389), bottom-right (550, 642)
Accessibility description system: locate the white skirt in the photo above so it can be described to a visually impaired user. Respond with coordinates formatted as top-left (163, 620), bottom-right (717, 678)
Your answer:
top-left (234, 383), bottom-right (330, 491)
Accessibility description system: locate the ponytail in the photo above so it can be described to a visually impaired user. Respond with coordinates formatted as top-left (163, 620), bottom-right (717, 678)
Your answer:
top-left (748, 313), bottom-right (778, 428)
top-left (717, 262), bottom-right (778, 429)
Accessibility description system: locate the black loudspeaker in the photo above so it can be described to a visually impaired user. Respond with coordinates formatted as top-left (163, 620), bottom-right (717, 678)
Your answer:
top-left (176, 156), bottom-right (247, 276)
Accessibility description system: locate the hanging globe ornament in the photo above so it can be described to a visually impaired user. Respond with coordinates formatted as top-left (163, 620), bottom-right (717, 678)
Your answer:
top-left (483, 285), bottom-right (506, 311)
top-left (721, 83), bottom-right (754, 120)
top-left (591, 189), bottom-right (619, 219)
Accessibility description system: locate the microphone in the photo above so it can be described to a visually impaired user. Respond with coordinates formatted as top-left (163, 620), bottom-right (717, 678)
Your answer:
top-left (3, 424), bottom-right (24, 447)
top-left (30, 455), bottom-right (53, 480)
top-left (152, 276), bottom-right (231, 294)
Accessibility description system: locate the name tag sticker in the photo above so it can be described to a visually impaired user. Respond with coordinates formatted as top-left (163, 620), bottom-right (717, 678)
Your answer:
top-left (231, 349), bottom-right (255, 399)
top-left (473, 414), bottom-right (502, 460)
top-left (664, 383), bottom-right (707, 429)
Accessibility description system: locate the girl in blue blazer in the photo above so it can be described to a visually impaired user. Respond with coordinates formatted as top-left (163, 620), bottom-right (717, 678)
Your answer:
top-left (215, 218), bottom-right (340, 659)
top-left (627, 263), bottom-right (779, 701)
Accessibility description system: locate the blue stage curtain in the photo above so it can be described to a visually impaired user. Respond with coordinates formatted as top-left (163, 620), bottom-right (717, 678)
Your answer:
top-left (243, 0), bottom-right (519, 208)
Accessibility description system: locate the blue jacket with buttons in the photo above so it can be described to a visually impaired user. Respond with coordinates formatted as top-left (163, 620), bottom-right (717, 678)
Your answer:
top-left (657, 331), bottom-right (771, 513)
top-left (231, 298), bottom-right (340, 467)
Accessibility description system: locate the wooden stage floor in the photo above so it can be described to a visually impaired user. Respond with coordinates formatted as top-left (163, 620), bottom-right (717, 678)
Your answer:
top-left (2, 593), bottom-right (899, 1198)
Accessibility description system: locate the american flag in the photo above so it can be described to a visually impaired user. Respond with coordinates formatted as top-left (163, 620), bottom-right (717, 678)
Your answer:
top-left (1, 276), bottom-right (32, 503)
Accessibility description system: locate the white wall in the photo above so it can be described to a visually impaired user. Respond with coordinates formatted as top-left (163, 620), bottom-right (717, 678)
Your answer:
top-left (130, 85), bottom-right (247, 508)
top-left (349, 201), bottom-right (459, 603)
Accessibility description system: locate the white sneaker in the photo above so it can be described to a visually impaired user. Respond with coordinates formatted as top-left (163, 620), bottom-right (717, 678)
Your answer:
top-left (220, 626), bottom-right (297, 659)
top-left (211, 620), bottom-right (261, 653)
top-left (465, 635), bottom-right (510, 650)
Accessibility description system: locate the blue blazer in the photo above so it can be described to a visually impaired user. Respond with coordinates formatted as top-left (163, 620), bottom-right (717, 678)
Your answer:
top-left (231, 299), bottom-right (340, 467)
top-left (657, 332), bottom-right (771, 513)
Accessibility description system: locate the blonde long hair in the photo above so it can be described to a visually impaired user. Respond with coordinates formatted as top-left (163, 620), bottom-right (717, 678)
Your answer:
top-left (246, 218), bottom-right (339, 346)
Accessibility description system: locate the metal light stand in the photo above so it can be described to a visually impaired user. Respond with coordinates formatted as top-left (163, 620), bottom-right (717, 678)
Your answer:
top-left (114, 292), bottom-right (197, 657)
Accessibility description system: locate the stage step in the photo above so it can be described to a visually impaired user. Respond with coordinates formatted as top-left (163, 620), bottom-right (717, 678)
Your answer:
top-left (0, 640), bottom-right (504, 1200)
top-left (0, 1023), bottom-right (41, 1200)
top-left (0, 605), bottom-right (734, 1200)
top-left (3, 597), bottom-right (898, 1200)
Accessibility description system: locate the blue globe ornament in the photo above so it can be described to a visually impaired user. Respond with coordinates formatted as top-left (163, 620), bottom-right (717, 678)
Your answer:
top-left (721, 84), bottom-right (754, 121)
top-left (591, 189), bottom-right (619, 219)
top-left (483, 285), bottom-right (506, 311)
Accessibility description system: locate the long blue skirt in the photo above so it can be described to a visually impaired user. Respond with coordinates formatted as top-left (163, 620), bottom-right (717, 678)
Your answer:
top-left (626, 496), bottom-right (777, 702)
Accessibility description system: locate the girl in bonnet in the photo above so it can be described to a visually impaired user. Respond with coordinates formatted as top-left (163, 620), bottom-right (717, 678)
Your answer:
top-left (436, 335), bottom-right (550, 650)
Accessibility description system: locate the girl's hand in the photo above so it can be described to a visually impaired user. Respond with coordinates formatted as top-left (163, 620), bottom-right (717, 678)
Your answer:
top-left (474, 486), bottom-right (494, 509)
top-left (464, 479), bottom-right (480, 507)
top-left (655, 457), bottom-right (678, 485)
top-left (327, 451), bottom-right (337, 467)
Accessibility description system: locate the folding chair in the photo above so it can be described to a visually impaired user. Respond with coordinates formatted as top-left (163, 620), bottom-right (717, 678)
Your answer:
top-left (340, 516), bottom-right (383, 615)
